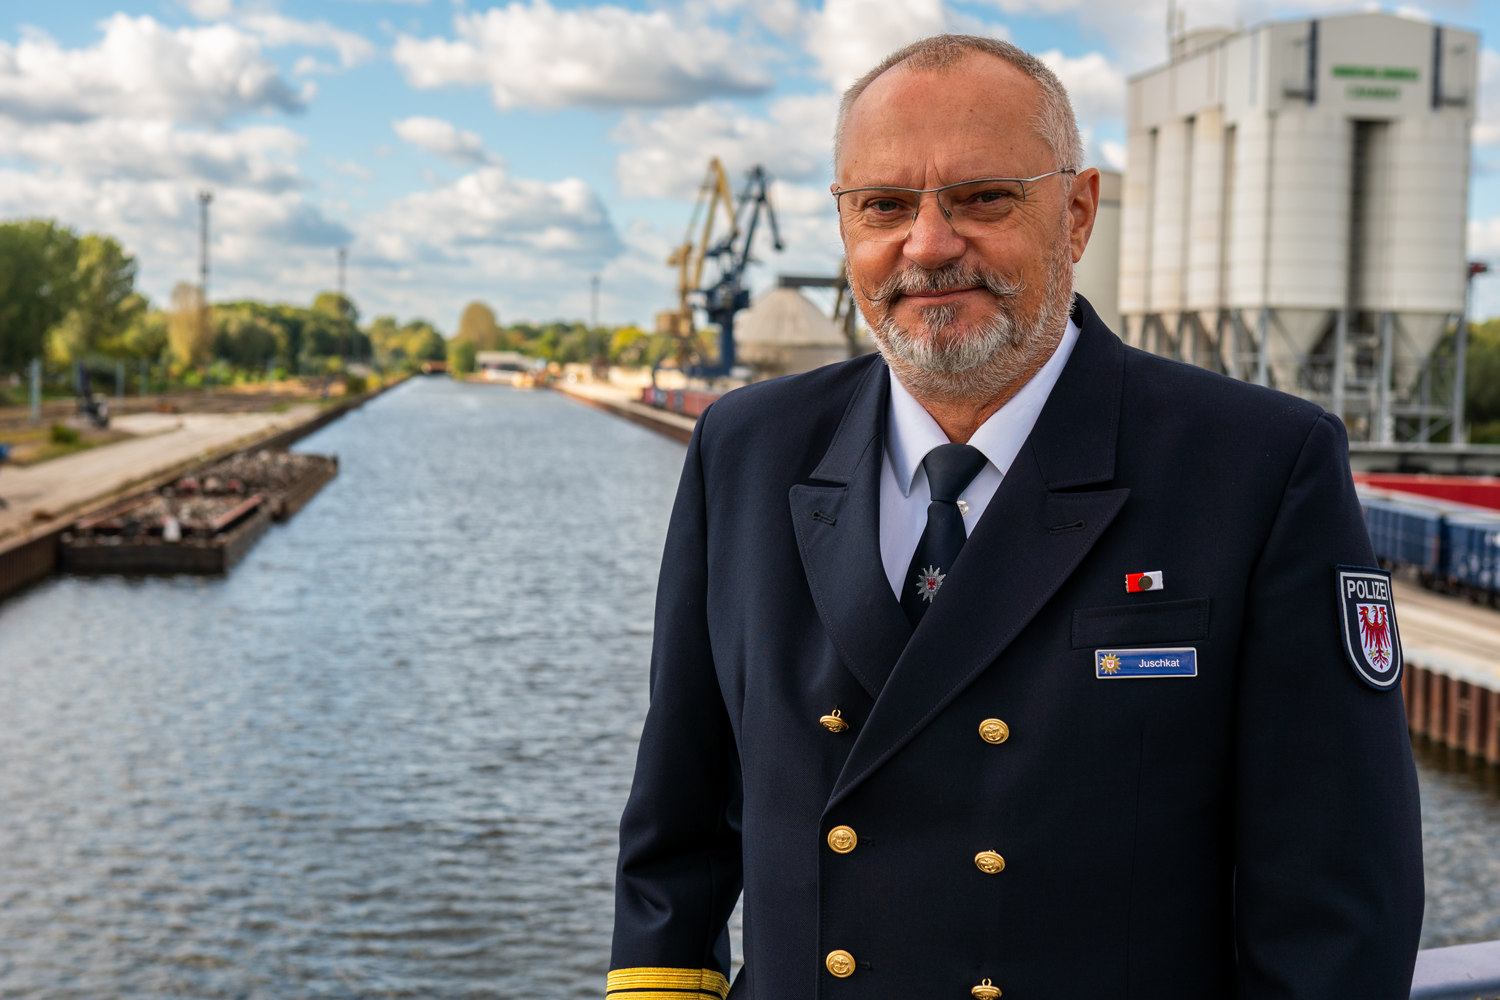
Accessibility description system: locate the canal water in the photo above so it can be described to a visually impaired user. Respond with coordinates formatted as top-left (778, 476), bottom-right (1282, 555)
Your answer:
top-left (0, 376), bottom-right (1497, 998)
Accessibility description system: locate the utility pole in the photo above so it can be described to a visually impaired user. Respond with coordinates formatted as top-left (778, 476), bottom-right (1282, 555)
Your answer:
top-left (198, 190), bottom-right (213, 394)
top-left (1455, 261), bottom-right (1488, 445)
top-left (338, 247), bottom-right (352, 365)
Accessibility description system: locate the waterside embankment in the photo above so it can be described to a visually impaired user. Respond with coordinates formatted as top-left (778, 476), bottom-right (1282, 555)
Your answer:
top-left (0, 377), bottom-right (406, 601)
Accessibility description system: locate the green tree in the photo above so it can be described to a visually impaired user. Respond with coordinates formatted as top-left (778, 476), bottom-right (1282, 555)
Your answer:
top-left (1466, 320), bottom-right (1500, 443)
top-left (212, 308), bottom-right (284, 367)
top-left (449, 339), bottom-right (478, 374)
top-left (113, 309), bottom-right (170, 363)
top-left (405, 320), bottom-right (448, 362)
top-left (312, 292), bottom-right (367, 360)
top-left (455, 301), bottom-right (505, 350)
top-left (0, 219), bottom-right (79, 369)
top-left (168, 282), bottom-right (212, 367)
top-left (45, 234), bottom-right (142, 363)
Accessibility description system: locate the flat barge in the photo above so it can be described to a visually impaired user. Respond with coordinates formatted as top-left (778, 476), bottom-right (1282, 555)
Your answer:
top-left (59, 450), bottom-right (336, 575)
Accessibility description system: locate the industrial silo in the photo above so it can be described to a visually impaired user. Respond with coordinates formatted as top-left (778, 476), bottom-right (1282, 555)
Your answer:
top-left (1118, 11), bottom-right (1478, 443)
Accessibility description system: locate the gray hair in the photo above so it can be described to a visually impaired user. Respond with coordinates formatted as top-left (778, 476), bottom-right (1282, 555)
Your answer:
top-left (833, 34), bottom-right (1082, 178)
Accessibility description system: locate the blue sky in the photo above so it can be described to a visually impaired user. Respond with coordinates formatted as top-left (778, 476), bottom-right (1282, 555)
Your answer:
top-left (2, 0), bottom-right (1498, 333)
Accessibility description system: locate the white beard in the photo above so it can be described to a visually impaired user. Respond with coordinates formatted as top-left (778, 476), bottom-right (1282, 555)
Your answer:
top-left (863, 223), bottom-right (1076, 406)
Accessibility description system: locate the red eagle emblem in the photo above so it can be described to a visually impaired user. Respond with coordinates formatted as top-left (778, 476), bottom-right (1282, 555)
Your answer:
top-left (1357, 603), bottom-right (1392, 672)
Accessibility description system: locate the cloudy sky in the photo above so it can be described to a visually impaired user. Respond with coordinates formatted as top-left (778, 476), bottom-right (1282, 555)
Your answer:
top-left (2, 0), bottom-right (1499, 332)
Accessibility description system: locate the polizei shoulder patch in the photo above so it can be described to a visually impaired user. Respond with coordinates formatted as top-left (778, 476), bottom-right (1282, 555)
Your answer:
top-left (1336, 566), bottom-right (1403, 691)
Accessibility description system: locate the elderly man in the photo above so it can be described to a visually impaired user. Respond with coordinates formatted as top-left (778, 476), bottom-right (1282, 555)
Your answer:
top-left (610, 34), bottom-right (1423, 999)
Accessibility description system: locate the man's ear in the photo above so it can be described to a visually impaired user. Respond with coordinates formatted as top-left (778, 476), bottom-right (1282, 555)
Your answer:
top-left (1069, 168), bottom-right (1101, 264)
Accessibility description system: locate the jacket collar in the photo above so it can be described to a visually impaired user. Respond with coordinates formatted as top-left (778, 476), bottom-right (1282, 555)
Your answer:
top-left (789, 358), bottom-right (913, 699)
top-left (824, 293), bottom-right (1131, 809)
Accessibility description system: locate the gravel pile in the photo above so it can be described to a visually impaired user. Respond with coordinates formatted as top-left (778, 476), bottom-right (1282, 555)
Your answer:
top-left (170, 450), bottom-right (326, 497)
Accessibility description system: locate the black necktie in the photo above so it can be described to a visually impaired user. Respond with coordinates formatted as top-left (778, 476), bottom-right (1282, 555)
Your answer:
top-left (901, 443), bottom-right (988, 628)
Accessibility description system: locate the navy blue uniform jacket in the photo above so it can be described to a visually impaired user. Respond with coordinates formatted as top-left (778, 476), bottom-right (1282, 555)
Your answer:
top-left (610, 296), bottom-right (1423, 999)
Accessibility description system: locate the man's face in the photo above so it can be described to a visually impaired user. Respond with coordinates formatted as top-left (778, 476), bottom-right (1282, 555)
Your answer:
top-left (836, 55), bottom-right (1098, 377)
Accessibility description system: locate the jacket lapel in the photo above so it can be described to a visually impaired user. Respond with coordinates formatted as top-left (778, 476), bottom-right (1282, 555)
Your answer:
top-left (790, 358), bottom-right (912, 699)
top-left (828, 298), bottom-right (1130, 808)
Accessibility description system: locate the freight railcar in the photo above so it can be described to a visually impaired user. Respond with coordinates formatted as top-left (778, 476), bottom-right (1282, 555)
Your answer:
top-left (1358, 486), bottom-right (1500, 603)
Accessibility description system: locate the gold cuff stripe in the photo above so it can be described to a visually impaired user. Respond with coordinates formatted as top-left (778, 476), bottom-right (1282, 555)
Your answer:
top-left (606, 967), bottom-right (730, 999)
top-left (601, 993), bottom-right (722, 1000)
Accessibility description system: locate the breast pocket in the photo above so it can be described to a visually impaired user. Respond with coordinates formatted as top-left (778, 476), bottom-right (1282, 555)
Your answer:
top-left (1070, 597), bottom-right (1211, 648)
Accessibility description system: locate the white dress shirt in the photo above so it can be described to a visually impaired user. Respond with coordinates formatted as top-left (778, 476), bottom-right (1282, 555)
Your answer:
top-left (879, 317), bottom-right (1082, 599)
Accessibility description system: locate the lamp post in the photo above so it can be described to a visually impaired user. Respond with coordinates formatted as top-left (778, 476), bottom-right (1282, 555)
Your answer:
top-left (198, 190), bottom-right (213, 394)
top-left (338, 247), bottom-right (351, 365)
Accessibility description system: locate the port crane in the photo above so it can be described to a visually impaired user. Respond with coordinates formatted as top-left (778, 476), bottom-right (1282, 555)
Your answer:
top-left (659, 158), bottom-right (783, 377)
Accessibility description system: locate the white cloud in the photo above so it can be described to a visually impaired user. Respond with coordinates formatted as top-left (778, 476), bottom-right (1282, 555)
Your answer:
top-left (393, 116), bottom-right (499, 166)
top-left (366, 165), bottom-right (622, 266)
top-left (237, 13), bottom-right (376, 68)
top-left (1469, 215), bottom-right (1500, 257)
top-left (0, 170), bottom-right (351, 302)
top-left (1099, 139), bottom-right (1126, 170)
top-left (1038, 49), bottom-right (1126, 123)
top-left (392, 0), bottom-right (772, 109)
top-left (0, 117), bottom-right (304, 190)
top-left (614, 94), bottom-right (837, 199)
top-left (327, 157), bottom-right (373, 181)
top-left (1475, 48), bottom-right (1500, 147)
top-left (0, 15), bottom-right (307, 126)
top-left (343, 165), bottom-right (629, 324)
top-left (804, 0), bottom-right (950, 91)
top-left (182, 0), bottom-right (235, 18)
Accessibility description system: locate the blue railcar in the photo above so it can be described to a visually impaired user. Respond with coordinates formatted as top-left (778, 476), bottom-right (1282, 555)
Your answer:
top-left (1442, 516), bottom-right (1500, 591)
top-left (1359, 492), bottom-right (1445, 574)
top-left (1357, 486), bottom-right (1500, 599)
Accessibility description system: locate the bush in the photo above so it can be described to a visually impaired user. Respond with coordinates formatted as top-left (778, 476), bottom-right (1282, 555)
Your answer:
top-left (50, 423), bottom-right (80, 445)
top-left (343, 373), bottom-right (368, 395)
top-left (449, 339), bottom-right (478, 374)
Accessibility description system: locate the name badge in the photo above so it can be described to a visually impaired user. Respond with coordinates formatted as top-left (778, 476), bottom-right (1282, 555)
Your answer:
top-left (1095, 647), bottom-right (1197, 679)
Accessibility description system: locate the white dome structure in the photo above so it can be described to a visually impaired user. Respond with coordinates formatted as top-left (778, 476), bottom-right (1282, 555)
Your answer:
top-left (734, 288), bottom-right (855, 378)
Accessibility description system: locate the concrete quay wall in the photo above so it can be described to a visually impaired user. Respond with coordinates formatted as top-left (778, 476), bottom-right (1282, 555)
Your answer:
top-left (0, 378), bottom-right (405, 602)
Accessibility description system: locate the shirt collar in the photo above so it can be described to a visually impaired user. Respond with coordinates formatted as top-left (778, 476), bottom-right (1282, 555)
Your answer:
top-left (886, 315), bottom-right (1082, 497)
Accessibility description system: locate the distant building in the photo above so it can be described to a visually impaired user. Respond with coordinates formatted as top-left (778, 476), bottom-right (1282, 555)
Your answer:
top-left (1119, 11), bottom-right (1478, 443)
top-left (736, 288), bottom-right (862, 379)
top-left (476, 351), bottom-right (530, 372)
top-left (1075, 169), bottom-right (1121, 333)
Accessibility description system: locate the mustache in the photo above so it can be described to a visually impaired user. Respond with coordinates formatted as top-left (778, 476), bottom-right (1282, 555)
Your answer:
top-left (861, 261), bottom-right (1026, 307)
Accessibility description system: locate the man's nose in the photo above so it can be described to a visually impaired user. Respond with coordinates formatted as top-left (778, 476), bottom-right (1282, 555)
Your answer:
top-left (902, 194), bottom-right (967, 270)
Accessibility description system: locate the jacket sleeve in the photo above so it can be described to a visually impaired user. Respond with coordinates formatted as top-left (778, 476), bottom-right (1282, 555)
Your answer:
top-left (609, 413), bottom-right (743, 1000)
top-left (1233, 412), bottom-right (1424, 998)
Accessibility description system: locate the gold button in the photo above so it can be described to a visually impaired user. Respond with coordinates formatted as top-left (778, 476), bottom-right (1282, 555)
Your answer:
top-left (827, 825), bottom-right (857, 854)
top-left (978, 718), bottom-right (1009, 744)
top-left (820, 709), bottom-right (849, 733)
top-left (825, 949), bottom-right (856, 978)
top-left (974, 850), bottom-right (1005, 874)
top-left (972, 979), bottom-right (1002, 999)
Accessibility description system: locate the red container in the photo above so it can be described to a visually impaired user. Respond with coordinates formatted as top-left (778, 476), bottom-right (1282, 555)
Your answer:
top-left (1352, 473), bottom-right (1500, 512)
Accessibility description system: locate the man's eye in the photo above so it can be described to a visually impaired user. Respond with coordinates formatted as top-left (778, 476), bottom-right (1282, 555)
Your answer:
top-left (970, 189), bottom-right (1015, 204)
top-left (867, 198), bottom-right (906, 214)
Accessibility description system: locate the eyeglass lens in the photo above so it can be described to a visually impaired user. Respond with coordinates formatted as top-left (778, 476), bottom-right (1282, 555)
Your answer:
top-left (838, 178), bottom-right (1035, 243)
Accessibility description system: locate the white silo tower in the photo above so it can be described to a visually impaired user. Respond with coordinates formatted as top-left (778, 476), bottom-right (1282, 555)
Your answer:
top-left (1118, 11), bottom-right (1478, 443)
